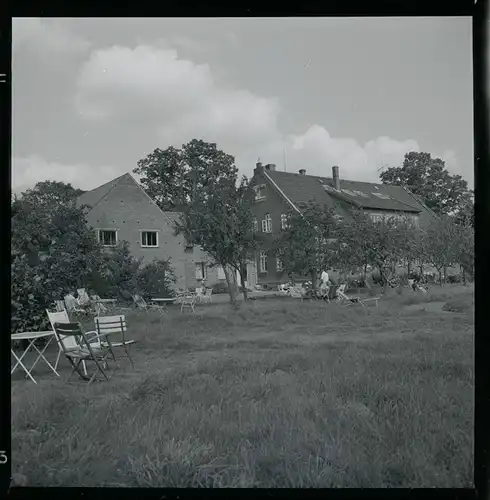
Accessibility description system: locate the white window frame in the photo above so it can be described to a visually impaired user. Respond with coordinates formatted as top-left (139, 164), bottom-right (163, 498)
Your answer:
top-left (254, 184), bottom-right (266, 201)
top-left (97, 229), bottom-right (118, 247)
top-left (263, 213), bottom-right (272, 233)
top-left (217, 265), bottom-right (226, 280)
top-left (140, 230), bottom-right (159, 248)
top-left (195, 262), bottom-right (207, 281)
top-left (276, 256), bottom-right (284, 272)
top-left (280, 214), bottom-right (288, 230)
top-left (259, 251), bottom-right (268, 273)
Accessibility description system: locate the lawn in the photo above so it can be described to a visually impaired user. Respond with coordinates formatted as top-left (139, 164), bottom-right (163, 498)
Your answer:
top-left (11, 284), bottom-right (474, 487)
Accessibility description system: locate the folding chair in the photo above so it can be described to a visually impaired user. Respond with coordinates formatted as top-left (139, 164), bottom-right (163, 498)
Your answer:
top-left (54, 300), bottom-right (66, 312)
top-left (91, 295), bottom-right (108, 315)
top-left (64, 294), bottom-right (86, 316)
top-left (180, 293), bottom-right (197, 313)
top-left (94, 315), bottom-right (135, 368)
top-left (288, 286), bottom-right (305, 301)
top-left (47, 309), bottom-right (101, 376)
top-left (132, 294), bottom-right (165, 315)
top-left (77, 288), bottom-right (91, 307)
top-left (337, 289), bottom-right (380, 308)
top-left (199, 288), bottom-right (213, 304)
top-left (52, 322), bottom-right (114, 384)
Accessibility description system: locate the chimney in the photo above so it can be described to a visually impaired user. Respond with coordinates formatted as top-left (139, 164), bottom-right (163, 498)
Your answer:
top-left (265, 163), bottom-right (276, 171)
top-left (332, 166), bottom-right (340, 190)
top-left (254, 162), bottom-right (264, 174)
top-left (299, 169), bottom-right (306, 175)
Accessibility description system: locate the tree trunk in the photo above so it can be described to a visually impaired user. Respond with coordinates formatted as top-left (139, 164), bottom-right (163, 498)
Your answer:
top-left (438, 269), bottom-right (443, 286)
top-left (363, 263), bottom-right (368, 283)
top-left (419, 264), bottom-right (424, 280)
top-left (443, 266), bottom-right (447, 286)
top-left (223, 265), bottom-right (238, 306)
top-left (461, 265), bottom-right (467, 285)
top-left (407, 259), bottom-right (412, 275)
top-left (238, 262), bottom-right (248, 301)
top-left (311, 269), bottom-right (318, 297)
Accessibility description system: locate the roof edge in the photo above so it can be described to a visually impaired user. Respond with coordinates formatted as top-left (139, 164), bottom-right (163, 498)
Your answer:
top-left (262, 170), bottom-right (301, 213)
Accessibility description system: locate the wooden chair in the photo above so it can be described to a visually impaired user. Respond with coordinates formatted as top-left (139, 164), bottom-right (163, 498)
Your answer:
top-left (132, 294), bottom-right (165, 314)
top-left (47, 309), bottom-right (88, 376)
top-left (337, 289), bottom-right (380, 308)
top-left (288, 286), bottom-right (305, 301)
top-left (64, 294), bottom-right (86, 316)
top-left (94, 315), bottom-right (135, 368)
top-left (52, 322), bottom-right (114, 384)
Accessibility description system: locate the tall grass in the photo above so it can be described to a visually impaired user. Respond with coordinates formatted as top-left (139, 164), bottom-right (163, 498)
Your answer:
top-left (11, 286), bottom-right (474, 487)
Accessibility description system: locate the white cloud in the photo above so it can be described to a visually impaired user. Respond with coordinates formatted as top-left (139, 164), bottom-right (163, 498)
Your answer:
top-left (74, 42), bottom-right (446, 184)
top-left (12, 155), bottom-right (120, 193)
top-left (13, 18), bottom-right (91, 57)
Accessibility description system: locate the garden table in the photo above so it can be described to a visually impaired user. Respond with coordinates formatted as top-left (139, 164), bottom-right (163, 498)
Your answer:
top-left (151, 297), bottom-right (177, 312)
top-left (11, 331), bottom-right (60, 384)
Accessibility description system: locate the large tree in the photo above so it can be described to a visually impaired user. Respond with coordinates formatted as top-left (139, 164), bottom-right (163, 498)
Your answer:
top-left (380, 151), bottom-right (473, 216)
top-left (11, 183), bottom-right (104, 332)
top-left (274, 203), bottom-right (339, 294)
top-left (134, 139), bottom-right (238, 211)
top-left (175, 176), bottom-right (261, 304)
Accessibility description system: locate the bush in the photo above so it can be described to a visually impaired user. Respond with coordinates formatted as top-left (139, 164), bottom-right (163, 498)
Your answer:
top-left (136, 258), bottom-right (177, 298)
top-left (447, 274), bottom-right (462, 284)
top-left (211, 282), bottom-right (229, 295)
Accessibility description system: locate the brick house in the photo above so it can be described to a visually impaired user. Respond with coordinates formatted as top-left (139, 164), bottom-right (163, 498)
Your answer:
top-left (77, 172), bottom-right (225, 291)
top-left (249, 162), bottom-right (438, 287)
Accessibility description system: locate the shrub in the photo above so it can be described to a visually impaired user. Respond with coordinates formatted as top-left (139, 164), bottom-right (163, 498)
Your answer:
top-left (136, 259), bottom-right (177, 298)
top-left (211, 282), bottom-right (229, 295)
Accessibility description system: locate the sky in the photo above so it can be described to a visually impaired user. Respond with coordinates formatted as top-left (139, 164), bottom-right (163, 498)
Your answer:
top-left (12, 17), bottom-right (474, 194)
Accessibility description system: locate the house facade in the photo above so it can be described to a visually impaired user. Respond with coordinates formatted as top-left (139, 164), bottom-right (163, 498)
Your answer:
top-left (249, 162), bottom-right (438, 286)
top-left (77, 173), bottom-right (224, 291)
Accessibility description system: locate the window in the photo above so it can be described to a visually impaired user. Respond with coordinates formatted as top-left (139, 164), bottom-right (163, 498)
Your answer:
top-left (195, 262), bottom-right (207, 280)
top-left (98, 230), bottom-right (117, 247)
top-left (217, 266), bottom-right (226, 280)
top-left (372, 192), bottom-right (391, 200)
top-left (262, 213), bottom-right (272, 233)
top-left (276, 256), bottom-right (284, 272)
top-left (370, 214), bottom-right (383, 223)
top-left (254, 184), bottom-right (266, 201)
top-left (259, 251), bottom-right (268, 273)
top-left (141, 231), bottom-right (158, 247)
top-left (352, 190), bottom-right (368, 198)
top-left (280, 214), bottom-right (288, 230)
top-left (252, 218), bottom-right (258, 232)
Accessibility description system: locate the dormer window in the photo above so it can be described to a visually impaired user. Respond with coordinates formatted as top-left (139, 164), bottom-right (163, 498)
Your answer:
top-left (253, 184), bottom-right (266, 201)
top-left (262, 213), bottom-right (272, 233)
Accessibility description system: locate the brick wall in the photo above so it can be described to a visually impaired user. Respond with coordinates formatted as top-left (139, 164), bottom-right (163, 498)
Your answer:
top-left (249, 168), bottom-right (292, 285)
top-left (84, 174), bottom-right (219, 290)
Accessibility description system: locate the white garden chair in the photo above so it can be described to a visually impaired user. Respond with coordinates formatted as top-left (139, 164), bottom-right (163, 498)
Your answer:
top-left (199, 288), bottom-right (213, 304)
top-left (64, 294), bottom-right (86, 316)
top-left (94, 315), bottom-right (135, 368)
top-left (180, 293), bottom-right (197, 313)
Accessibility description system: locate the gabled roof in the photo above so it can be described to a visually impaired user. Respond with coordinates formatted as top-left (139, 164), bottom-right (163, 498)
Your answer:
top-left (76, 172), bottom-right (178, 226)
top-left (261, 169), bottom-right (437, 228)
top-left (77, 173), bottom-right (127, 210)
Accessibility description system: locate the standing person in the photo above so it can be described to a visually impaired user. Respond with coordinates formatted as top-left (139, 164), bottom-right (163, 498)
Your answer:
top-left (320, 270), bottom-right (330, 287)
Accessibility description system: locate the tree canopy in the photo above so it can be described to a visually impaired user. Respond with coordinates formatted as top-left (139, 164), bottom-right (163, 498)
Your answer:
top-left (379, 151), bottom-right (473, 217)
top-left (134, 139), bottom-right (239, 212)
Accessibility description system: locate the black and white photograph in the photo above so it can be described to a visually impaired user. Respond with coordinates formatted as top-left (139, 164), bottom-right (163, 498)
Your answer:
top-left (10, 16), bottom-right (475, 488)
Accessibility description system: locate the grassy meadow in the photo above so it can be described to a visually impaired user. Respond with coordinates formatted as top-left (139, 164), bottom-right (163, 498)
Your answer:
top-left (11, 284), bottom-right (474, 487)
